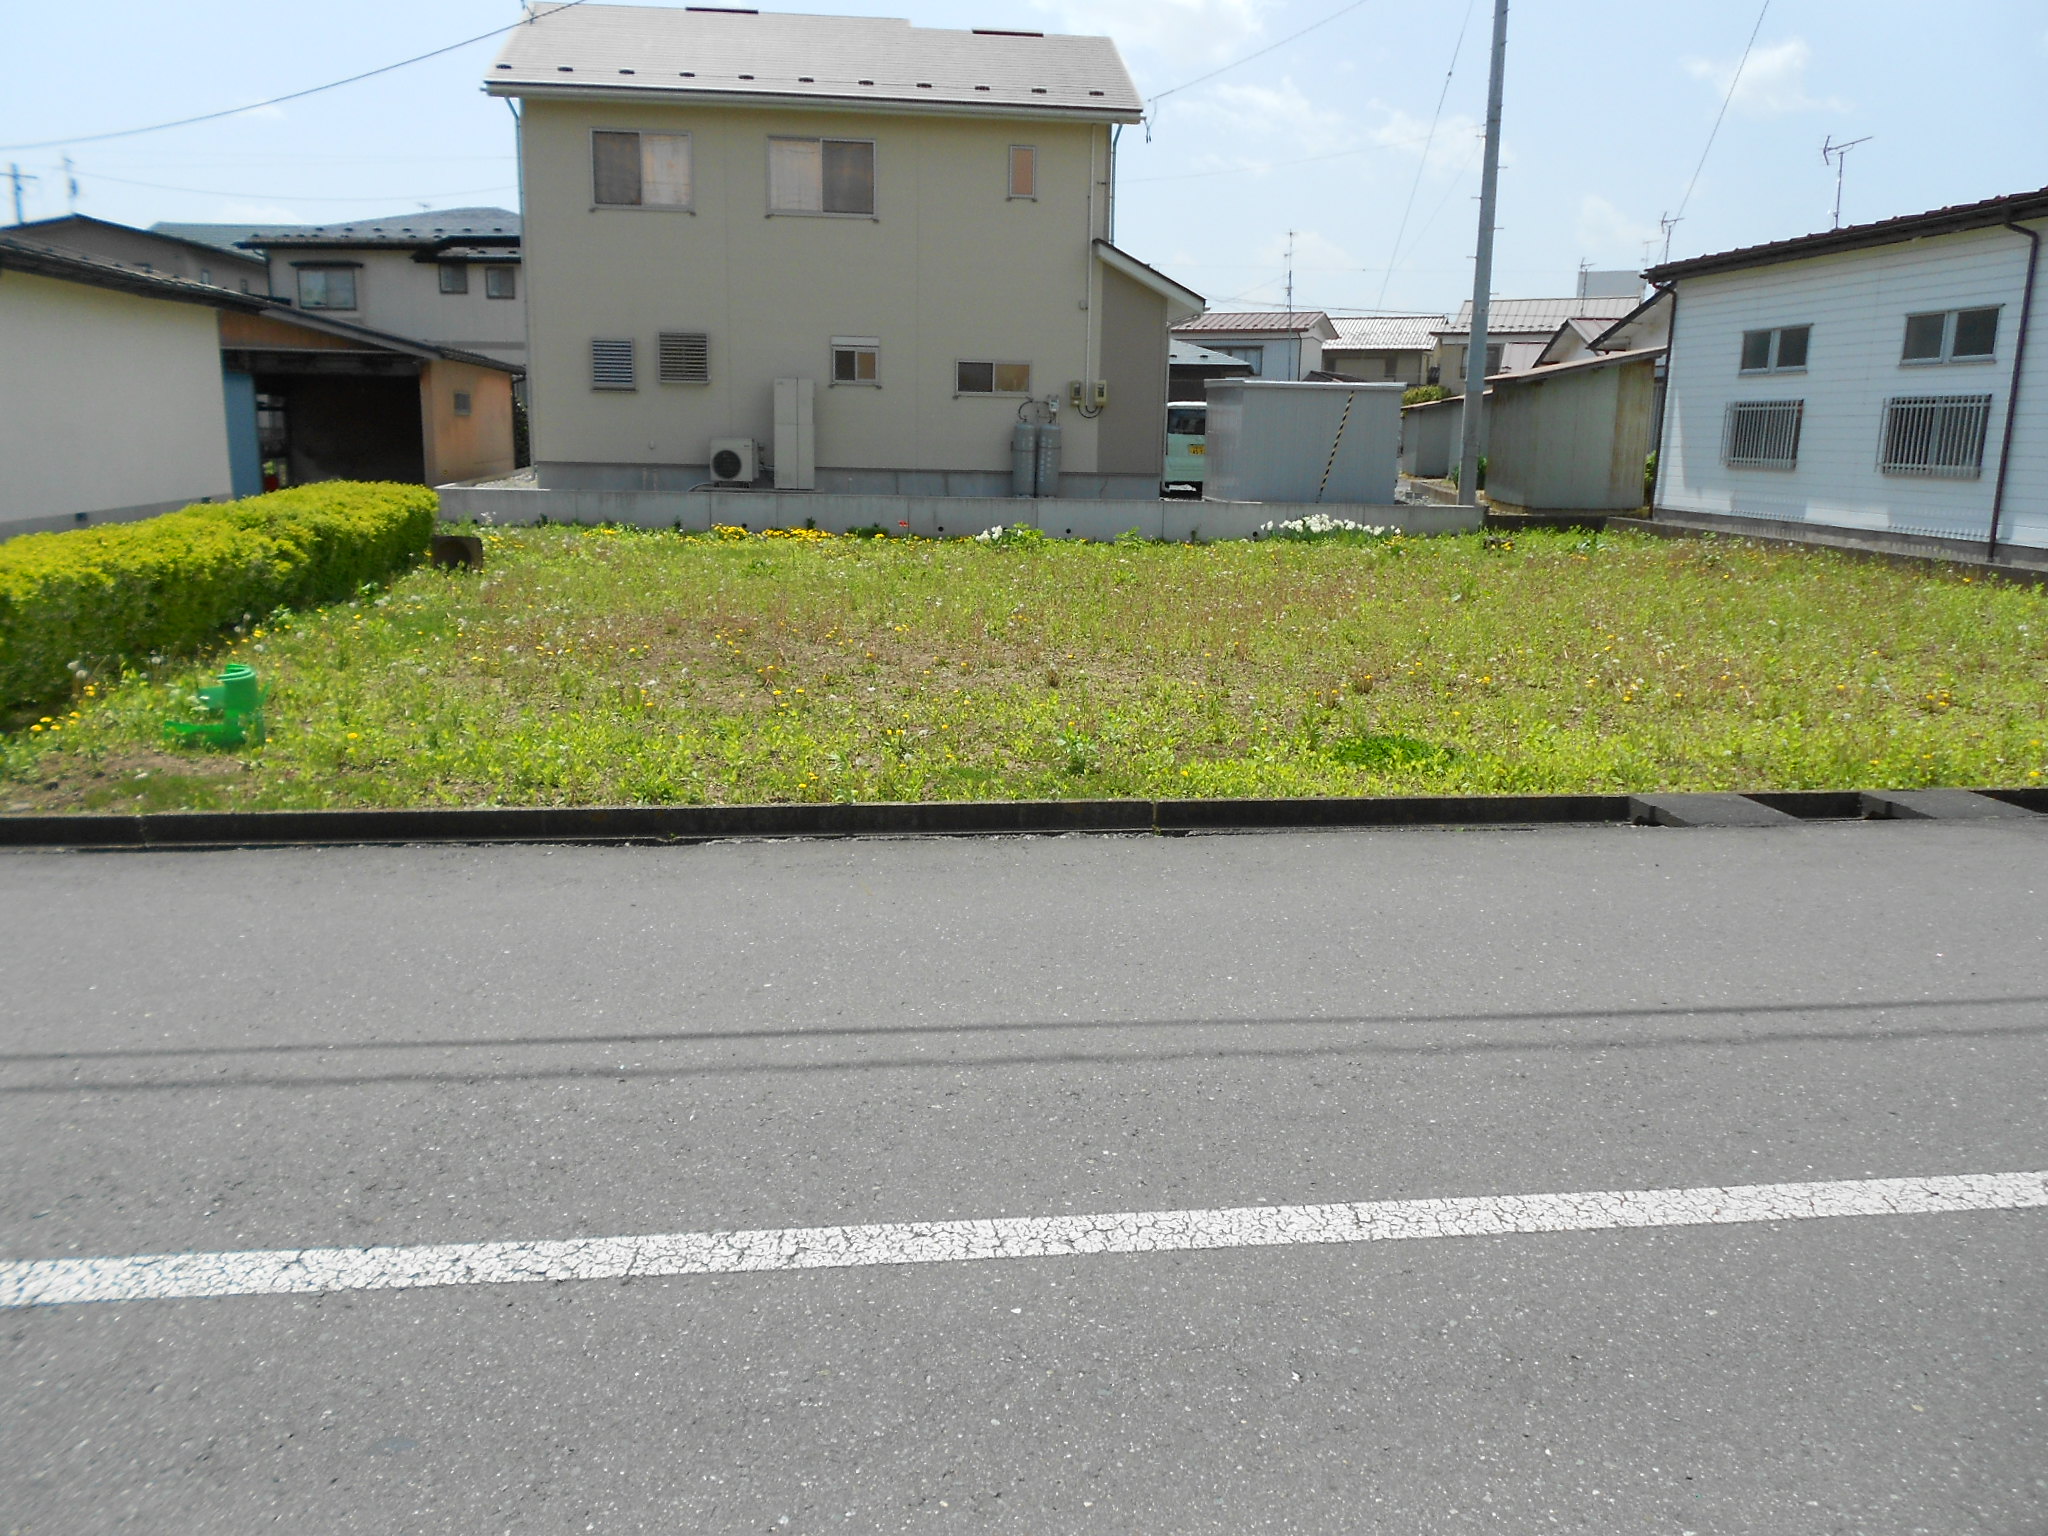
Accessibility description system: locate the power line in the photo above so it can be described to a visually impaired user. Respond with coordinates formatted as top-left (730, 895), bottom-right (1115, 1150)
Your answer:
top-left (1672, 0), bottom-right (1771, 226)
top-left (0, 2), bottom-right (589, 153)
top-left (68, 168), bottom-right (517, 203)
top-left (1375, 0), bottom-right (1476, 309)
top-left (1147, 0), bottom-right (1374, 110)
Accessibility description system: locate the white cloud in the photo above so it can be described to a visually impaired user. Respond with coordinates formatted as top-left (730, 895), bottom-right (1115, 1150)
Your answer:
top-left (1365, 103), bottom-right (1485, 178)
top-left (1575, 195), bottom-right (1661, 265)
top-left (1683, 37), bottom-right (1848, 117)
top-left (1030, 0), bottom-right (1278, 68)
top-left (1182, 77), bottom-right (1352, 152)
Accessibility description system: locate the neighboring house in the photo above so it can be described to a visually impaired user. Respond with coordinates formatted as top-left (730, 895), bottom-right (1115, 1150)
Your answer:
top-left (486, 6), bottom-right (1201, 498)
top-left (0, 235), bottom-right (521, 535)
top-left (0, 238), bottom-right (245, 534)
top-left (1170, 312), bottom-right (1337, 381)
top-left (1168, 338), bottom-right (1253, 401)
top-left (1431, 293), bottom-right (1642, 394)
top-left (1645, 186), bottom-right (2047, 554)
top-left (1, 214), bottom-right (267, 292)
top-left (1322, 314), bottom-right (1445, 386)
top-left (1535, 290), bottom-right (1674, 367)
top-left (158, 208), bottom-right (527, 370)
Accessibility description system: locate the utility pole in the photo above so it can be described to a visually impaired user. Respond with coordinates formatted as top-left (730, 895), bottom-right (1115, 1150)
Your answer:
top-left (1284, 229), bottom-right (1296, 313)
top-left (1456, 0), bottom-right (1509, 510)
top-left (1821, 135), bottom-right (1871, 230)
top-left (6, 163), bottom-right (36, 226)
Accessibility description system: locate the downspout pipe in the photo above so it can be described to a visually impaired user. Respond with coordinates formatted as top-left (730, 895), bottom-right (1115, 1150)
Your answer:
top-left (1987, 216), bottom-right (2040, 560)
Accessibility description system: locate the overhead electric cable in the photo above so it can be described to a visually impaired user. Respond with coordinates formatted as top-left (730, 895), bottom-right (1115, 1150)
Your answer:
top-left (67, 168), bottom-right (517, 202)
top-left (1374, 0), bottom-right (1477, 309)
top-left (1147, 0), bottom-right (1373, 109)
top-left (1672, 0), bottom-right (1771, 225)
top-left (0, 1), bottom-right (589, 153)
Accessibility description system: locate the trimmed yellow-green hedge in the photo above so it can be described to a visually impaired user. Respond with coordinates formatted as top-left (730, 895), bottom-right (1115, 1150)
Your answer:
top-left (1, 482), bottom-right (436, 709)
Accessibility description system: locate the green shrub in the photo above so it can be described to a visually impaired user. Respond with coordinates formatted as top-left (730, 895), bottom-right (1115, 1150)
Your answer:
top-left (0, 482), bottom-right (435, 709)
top-left (1402, 385), bottom-right (1450, 406)
top-left (1446, 455), bottom-right (1488, 491)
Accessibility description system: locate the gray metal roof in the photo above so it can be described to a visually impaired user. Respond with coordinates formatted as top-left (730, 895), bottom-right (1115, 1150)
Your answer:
top-left (1443, 295), bottom-right (1639, 337)
top-left (487, 5), bottom-right (1140, 120)
top-left (1173, 310), bottom-right (1338, 339)
top-left (154, 209), bottom-right (520, 253)
top-left (1326, 314), bottom-right (1445, 351)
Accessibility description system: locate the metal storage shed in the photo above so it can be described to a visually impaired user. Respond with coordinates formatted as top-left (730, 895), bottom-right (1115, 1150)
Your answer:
top-left (1483, 348), bottom-right (1663, 514)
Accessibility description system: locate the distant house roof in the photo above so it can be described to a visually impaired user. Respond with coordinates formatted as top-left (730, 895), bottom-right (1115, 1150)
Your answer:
top-left (1442, 295), bottom-right (1640, 337)
top-left (1645, 185), bottom-right (2048, 282)
top-left (1170, 338), bottom-right (1254, 370)
top-left (1326, 314), bottom-right (1446, 351)
top-left (154, 208), bottom-right (521, 256)
top-left (487, 4), bottom-right (1141, 122)
top-left (1489, 344), bottom-right (1666, 387)
top-left (0, 235), bottom-right (520, 372)
top-left (6, 214), bottom-right (267, 272)
top-left (1173, 310), bottom-right (1339, 340)
top-left (1094, 240), bottom-right (1203, 319)
top-left (0, 236), bottom-right (266, 312)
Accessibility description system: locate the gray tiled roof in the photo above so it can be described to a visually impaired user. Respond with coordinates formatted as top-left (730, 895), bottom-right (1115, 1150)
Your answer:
top-left (1326, 314), bottom-right (1446, 351)
top-left (154, 209), bottom-right (520, 252)
top-left (487, 5), bottom-right (1140, 119)
top-left (1444, 295), bottom-right (1640, 336)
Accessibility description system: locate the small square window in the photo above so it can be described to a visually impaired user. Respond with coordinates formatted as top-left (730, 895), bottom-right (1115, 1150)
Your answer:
top-left (439, 263), bottom-right (469, 295)
top-left (485, 266), bottom-right (517, 299)
top-left (452, 391), bottom-right (473, 417)
top-left (1740, 330), bottom-right (1773, 371)
top-left (1008, 145), bottom-right (1036, 199)
top-left (832, 339), bottom-right (880, 384)
top-left (1901, 312), bottom-right (1947, 361)
top-left (1951, 307), bottom-right (1999, 358)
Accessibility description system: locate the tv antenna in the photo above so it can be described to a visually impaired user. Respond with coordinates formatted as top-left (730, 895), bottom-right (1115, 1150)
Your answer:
top-left (1656, 212), bottom-right (1683, 265)
top-left (1284, 229), bottom-right (1296, 312)
top-left (1822, 135), bottom-right (1871, 230)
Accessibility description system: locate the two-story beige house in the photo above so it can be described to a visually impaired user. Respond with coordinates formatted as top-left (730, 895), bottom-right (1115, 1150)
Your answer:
top-left (487, 5), bottom-right (1200, 498)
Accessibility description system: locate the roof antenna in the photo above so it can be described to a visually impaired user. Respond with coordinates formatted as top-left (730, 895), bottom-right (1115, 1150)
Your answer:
top-left (1284, 229), bottom-right (1295, 312)
top-left (1656, 211), bottom-right (1682, 265)
top-left (1821, 134), bottom-right (1871, 230)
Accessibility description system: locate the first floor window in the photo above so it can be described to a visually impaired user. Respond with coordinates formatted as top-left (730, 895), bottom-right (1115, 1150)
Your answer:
top-left (956, 360), bottom-right (1032, 395)
top-left (593, 129), bottom-right (693, 208)
top-left (1723, 399), bottom-right (1804, 469)
top-left (1008, 145), bottom-right (1037, 199)
top-left (1880, 394), bottom-right (1993, 477)
top-left (296, 265), bottom-right (356, 309)
top-left (832, 337), bottom-right (880, 384)
top-left (439, 263), bottom-right (469, 294)
top-left (485, 266), bottom-right (517, 299)
top-left (769, 137), bottom-right (875, 215)
top-left (591, 337), bottom-right (636, 390)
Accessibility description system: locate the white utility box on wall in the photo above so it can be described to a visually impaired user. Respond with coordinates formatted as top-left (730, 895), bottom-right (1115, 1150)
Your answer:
top-left (1203, 379), bottom-right (1403, 504)
top-left (773, 377), bottom-right (816, 491)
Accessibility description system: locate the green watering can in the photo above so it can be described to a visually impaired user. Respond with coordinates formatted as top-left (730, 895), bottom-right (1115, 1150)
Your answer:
top-left (166, 663), bottom-right (267, 748)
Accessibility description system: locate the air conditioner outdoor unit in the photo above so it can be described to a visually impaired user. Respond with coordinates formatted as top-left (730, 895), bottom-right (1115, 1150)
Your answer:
top-left (708, 437), bottom-right (757, 484)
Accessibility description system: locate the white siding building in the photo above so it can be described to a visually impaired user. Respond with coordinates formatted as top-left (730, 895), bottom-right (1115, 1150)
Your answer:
top-left (1647, 188), bottom-right (2046, 555)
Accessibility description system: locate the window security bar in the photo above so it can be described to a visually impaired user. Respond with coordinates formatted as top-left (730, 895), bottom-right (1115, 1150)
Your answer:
top-left (1880, 394), bottom-right (1993, 477)
top-left (1722, 399), bottom-right (1804, 469)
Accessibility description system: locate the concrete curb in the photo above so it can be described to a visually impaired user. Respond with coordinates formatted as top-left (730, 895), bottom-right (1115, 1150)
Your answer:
top-left (0, 788), bottom-right (2041, 851)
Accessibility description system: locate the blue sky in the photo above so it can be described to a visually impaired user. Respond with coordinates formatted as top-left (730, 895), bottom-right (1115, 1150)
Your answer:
top-left (5, 0), bottom-right (2044, 317)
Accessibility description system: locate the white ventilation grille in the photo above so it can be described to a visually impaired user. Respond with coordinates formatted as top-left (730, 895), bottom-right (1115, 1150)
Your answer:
top-left (1880, 394), bottom-right (1993, 478)
top-left (590, 338), bottom-right (636, 390)
top-left (1722, 399), bottom-right (1803, 470)
top-left (658, 331), bottom-right (710, 384)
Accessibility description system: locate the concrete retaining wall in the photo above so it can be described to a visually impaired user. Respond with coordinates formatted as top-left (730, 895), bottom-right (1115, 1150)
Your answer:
top-left (436, 484), bottom-right (1483, 542)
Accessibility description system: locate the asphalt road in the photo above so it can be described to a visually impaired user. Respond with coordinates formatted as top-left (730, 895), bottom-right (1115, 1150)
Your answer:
top-left (3, 820), bottom-right (2045, 1533)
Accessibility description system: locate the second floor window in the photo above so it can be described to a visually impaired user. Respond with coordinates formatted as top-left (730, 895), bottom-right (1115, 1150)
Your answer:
top-left (1901, 307), bottom-right (1999, 364)
top-left (296, 265), bottom-right (356, 310)
top-left (770, 137), bottom-right (875, 215)
top-left (833, 338), bottom-right (880, 384)
top-left (593, 130), bottom-right (693, 208)
top-left (1008, 145), bottom-right (1036, 199)
top-left (486, 267), bottom-right (517, 300)
top-left (439, 263), bottom-right (469, 294)
top-left (1739, 325), bottom-right (1809, 373)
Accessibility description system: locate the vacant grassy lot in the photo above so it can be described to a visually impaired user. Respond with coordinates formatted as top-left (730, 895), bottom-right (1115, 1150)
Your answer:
top-left (4, 524), bottom-right (2044, 812)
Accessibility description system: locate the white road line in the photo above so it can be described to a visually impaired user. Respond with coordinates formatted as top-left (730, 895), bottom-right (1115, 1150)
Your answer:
top-left (4, 1171), bottom-right (2042, 1309)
